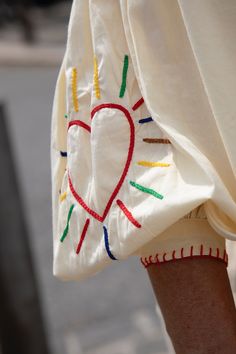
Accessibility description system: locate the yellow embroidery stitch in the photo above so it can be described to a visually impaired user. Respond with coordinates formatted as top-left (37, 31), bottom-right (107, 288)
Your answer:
top-left (137, 161), bottom-right (171, 167)
top-left (93, 56), bottom-right (101, 99)
top-left (60, 191), bottom-right (67, 202)
top-left (71, 67), bottom-right (79, 112)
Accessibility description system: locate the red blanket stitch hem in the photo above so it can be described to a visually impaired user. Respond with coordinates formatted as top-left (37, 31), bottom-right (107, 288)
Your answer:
top-left (140, 245), bottom-right (228, 267)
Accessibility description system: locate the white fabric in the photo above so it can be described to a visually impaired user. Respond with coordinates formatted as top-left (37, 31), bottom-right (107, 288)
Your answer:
top-left (51, 0), bottom-right (236, 281)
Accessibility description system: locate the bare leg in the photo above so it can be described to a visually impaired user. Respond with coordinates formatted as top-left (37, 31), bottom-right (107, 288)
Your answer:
top-left (147, 258), bottom-right (236, 354)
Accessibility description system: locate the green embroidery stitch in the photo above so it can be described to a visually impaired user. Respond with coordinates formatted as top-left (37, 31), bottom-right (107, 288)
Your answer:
top-left (129, 181), bottom-right (164, 200)
top-left (60, 204), bottom-right (75, 242)
top-left (119, 55), bottom-right (129, 98)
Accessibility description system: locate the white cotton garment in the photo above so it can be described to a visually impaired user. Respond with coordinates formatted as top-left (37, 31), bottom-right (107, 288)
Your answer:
top-left (50, 0), bottom-right (236, 281)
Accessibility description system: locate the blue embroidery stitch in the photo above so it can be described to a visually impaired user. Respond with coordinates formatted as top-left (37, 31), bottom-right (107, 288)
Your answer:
top-left (138, 117), bottom-right (153, 124)
top-left (103, 225), bottom-right (117, 260)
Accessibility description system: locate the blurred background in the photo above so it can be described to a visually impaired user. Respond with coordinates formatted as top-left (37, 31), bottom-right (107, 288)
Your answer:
top-left (0, 1), bottom-right (235, 354)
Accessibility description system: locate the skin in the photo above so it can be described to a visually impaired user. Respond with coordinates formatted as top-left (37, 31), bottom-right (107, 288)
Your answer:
top-left (146, 258), bottom-right (236, 354)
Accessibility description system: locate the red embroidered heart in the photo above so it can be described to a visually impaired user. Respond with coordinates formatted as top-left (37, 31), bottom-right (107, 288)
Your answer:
top-left (67, 103), bottom-right (135, 222)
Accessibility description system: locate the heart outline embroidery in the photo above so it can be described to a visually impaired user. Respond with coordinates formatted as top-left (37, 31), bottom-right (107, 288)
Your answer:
top-left (67, 103), bottom-right (135, 222)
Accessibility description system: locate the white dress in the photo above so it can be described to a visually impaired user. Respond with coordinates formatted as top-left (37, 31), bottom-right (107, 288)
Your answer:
top-left (51, 0), bottom-right (236, 281)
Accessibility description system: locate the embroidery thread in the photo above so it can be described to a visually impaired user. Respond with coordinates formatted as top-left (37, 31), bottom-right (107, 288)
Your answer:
top-left (116, 199), bottom-right (141, 228)
top-left (103, 225), bottom-right (117, 260)
top-left (138, 117), bottom-right (153, 124)
top-left (137, 161), bottom-right (170, 168)
top-left (60, 204), bottom-right (75, 242)
top-left (60, 191), bottom-right (67, 202)
top-left (76, 218), bottom-right (90, 254)
top-left (68, 119), bottom-right (91, 133)
top-left (93, 56), bottom-right (101, 99)
top-left (130, 180), bottom-right (164, 200)
top-left (60, 151), bottom-right (67, 157)
top-left (68, 103), bottom-right (135, 222)
top-left (71, 67), bottom-right (79, 112)
top-left (142, 138), bottom-right (171, 144)
top-left (119, 55), bottom-right (129, 98)
top-left (140, 245), bottom-right (228, 267)
top-left (132, 97), bottom-right (144, 111)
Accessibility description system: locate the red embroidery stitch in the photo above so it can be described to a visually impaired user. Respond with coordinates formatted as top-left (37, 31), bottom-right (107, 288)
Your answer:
top-left (132, 97), bottom-right (144, 111)
top-left (140, 247), bottom-right (228, 268)
top-left (116, 199), bottom-right (141, 228)
top-left (181, 247), bottom-right (184, 258)
top-left (190, 246), bottom-right (193, 257)
top-left (76, 218), bottom-right (90, 254)
top-left (68, 103), bottom-right (135, 222)
top-left (140, 257), bottom-right (146, 267)
top-left (68, 119), bottom-right (91, 133)
top-left (209, 247), bottom-right (212, 256)
top-left (200, 244), bottom-right (203, 256)
top-left (216, 248), bottom-right (219, 258)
